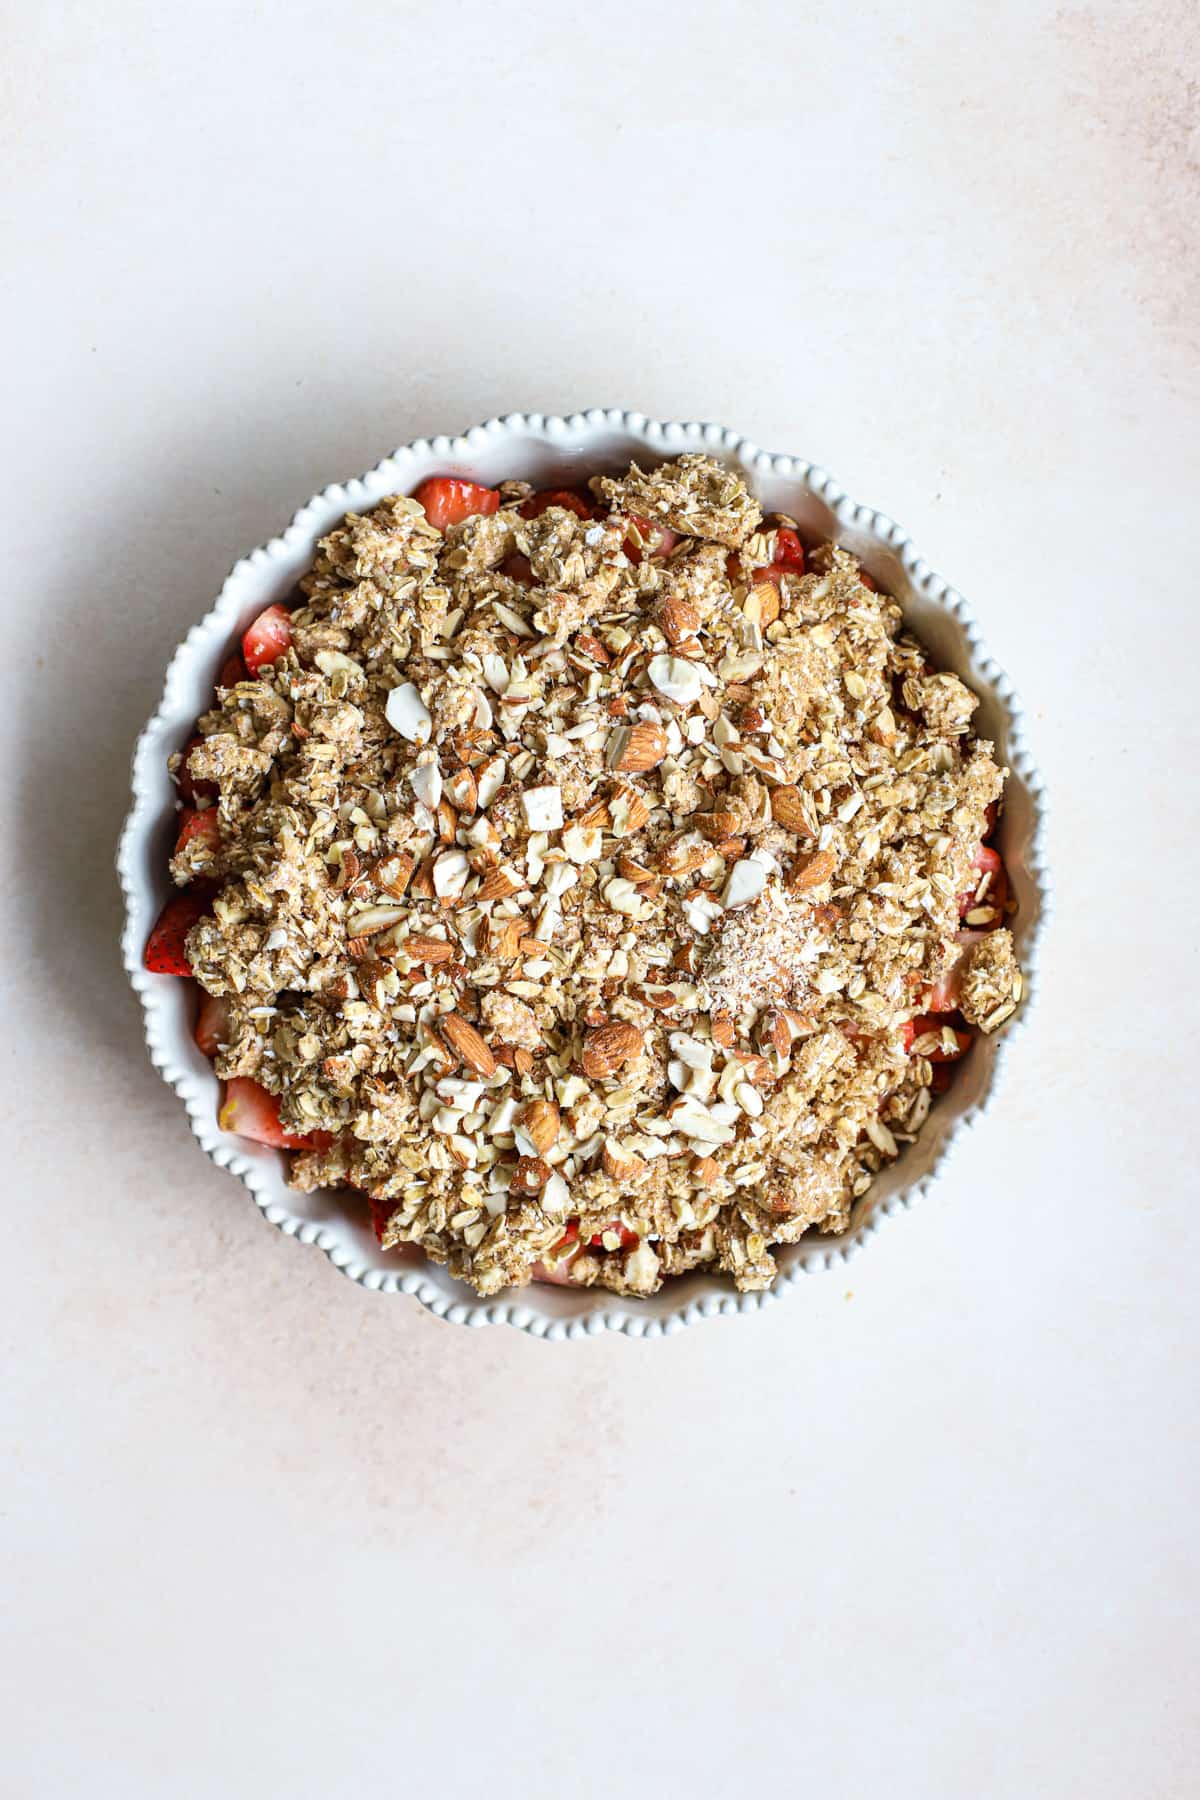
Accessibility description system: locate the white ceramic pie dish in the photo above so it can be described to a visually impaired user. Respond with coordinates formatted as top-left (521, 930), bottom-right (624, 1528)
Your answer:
top-left (118, 411), bottom-right (1051, 1338)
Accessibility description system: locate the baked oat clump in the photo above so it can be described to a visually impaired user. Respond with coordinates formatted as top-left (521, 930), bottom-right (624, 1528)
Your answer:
top-left (174, 456), bottom-right (1021, 1296)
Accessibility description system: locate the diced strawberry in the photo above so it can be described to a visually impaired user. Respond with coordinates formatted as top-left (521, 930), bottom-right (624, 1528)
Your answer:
top-left (519, 488), bottom-right (593, 521)
top-left (589, 1221), bottom-right (639, 1251)
top-left (241, 604), bottom-right (293, 676)
top-left (176, 736), bottom-right (217, 806)
top-left (174, 807), bottom-right (221, 856)
top-left (929, 1063), bottom-right (955, 1094)
top-left (624, 513), bottom-right (678, 565)
top-left (772, 527), bottom-right (806, 574)
top-left (218, 1077), bottom-right (332, 1151)
top-left (413, 477), bottom-right (501, 532)
top-left (218, 651), bottom-right (248, 689)
top-left (958, 844), bottom-right (1008, 923)
top-left (908, 1014), bottom-right (973, 1062)
top-left (144, 892), bottom-right (211, 975)
top-left (194, 991), bottom-right (232, 1058)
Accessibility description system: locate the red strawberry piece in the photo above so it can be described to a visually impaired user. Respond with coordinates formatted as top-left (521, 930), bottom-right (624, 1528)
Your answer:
top-left (589, 1220), bottom-right (639, 1251)
top-left (412, 477), bottom-right (501, 532)
top-left (144, 892), bottom-right (211, 975)
top-left (531, 1218), bottom-right (581, 1285)
top-left (624, 513), bottom-right (678, 565)
top-left (174, 807), bottom-right (221, 857)
top-left (858, 569), bottom-right (879, 592)
top-left (908, 1014), bottom-right (973, 1062)
top-left (194, 992), bottom-right (232, 1058)
top-left (176, 735), bottom-right (216, 805)
top-left (923, 930), bottom-right (988, 1012)
top-left (519, 488), bottom-right (593, 521)
top-left (368, 1196), bottom-right (396, 1244)
top-left (958, 844), bottom-right (1008, 923)
top-left (929, 1063), bottom-right (955, 1094)
top-left (218, 651), bottom-right (248, 689)
top-left (218, 1077), bottom-right (332, 1151)
top-left (983, 799), bottom-right (999, 838)
top-left (241, 604), bottom-right (293, 676)
top-left (772, 527), bottom-right (806, 574)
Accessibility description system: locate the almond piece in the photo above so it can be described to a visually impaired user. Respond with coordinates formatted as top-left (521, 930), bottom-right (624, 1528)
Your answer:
top-left (657, 596), bottom-right (700, 646)
top-left (789, 847), bottom-right (837, 891)
top-left (602, 1136), bottom-right (645, 1181)
top-left (476, 865), bottom-right (521, 902)
top-left (711, 1010), bottom-right (735, 1048)
top-left (378, 849), bottom-right (415, 898)
top-left (445, 766), bottom-right (478, 814)
top-left (575, 631), bottom-right (611, 665)
top-left (438, 1014), bottom-right (497, 1078)
top-left (437, 799), bottom-right (459, 843)
top-left (617, 853), bottom-right (657, 887)
top-left (607, 720), bottom-right (668, 774)
top-left (608, 781), bottom-right (651, 836)
top-left (510, 1155), bottom-right (551, 1196)
top-left (404, 935), bottom-right (455, 965)
top-left (696, 810), bottom-right (741, 842)
top-left (746, 577), bottom-right (781, 628)
top-left (409, 857), bottom-right (437, 901)
top-left (770, 785), bottom-right (811, 834)
top-left (580, 1019), bottom-right (644, 1080)
top-left (690, 1155), bottom-right (720, 1187)
top-left (517, 1099), bottom-right (560, 1155)
top-left (574, 796), bottom-right (612, 830)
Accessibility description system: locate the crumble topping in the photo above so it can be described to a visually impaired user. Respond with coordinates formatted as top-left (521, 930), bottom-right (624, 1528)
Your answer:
top-left (177, 456), bottom-right (1021, 1296)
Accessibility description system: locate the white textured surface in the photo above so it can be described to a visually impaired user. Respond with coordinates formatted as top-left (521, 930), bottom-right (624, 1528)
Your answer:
top-left (117, 412), bottom-right (1052, 1337)
top-left (4, 5), bottom-right (1199, 1798)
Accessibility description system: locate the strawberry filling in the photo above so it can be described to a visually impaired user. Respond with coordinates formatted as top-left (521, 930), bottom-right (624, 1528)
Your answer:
top-left (218, 1077), bottom-right (332, 1152)
top-left (906, 1014), bottom-right (973, 1062)
top-left (144, 892), bottom-right (211, 976)
top-left (194, 992), bottom-right (232, 1058)
top-left (413, 477), bottom-right (501, 532)
top-left (176, 735), bottom-right (216, 805)
top-left (624, 513), bottom-right (678, 565)
top-left (958, 844), bottom-right (1008, 925)
top-left (174, 807), bottom-right (221, 857)
top-left (519, 488), bottom-right (593, 521)
top-left (242, 603), bottom-right (292, 676)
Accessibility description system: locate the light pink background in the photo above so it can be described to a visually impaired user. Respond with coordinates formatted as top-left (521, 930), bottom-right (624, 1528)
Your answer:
top-left (4, 4), bottom-right (1198, 1796)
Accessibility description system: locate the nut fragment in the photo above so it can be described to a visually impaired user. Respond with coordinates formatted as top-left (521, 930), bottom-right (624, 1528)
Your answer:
top-left (438, 1014), bottom-right (497, 1078)
top-left (770, 785), bottom-right (811, 834)
top-left (607, 720), bottom-right (668, 773)
top-left (404, 935), bottom-right (456, 965)
top-left (516, 1099), bottom-right (560, 1155)
top-left (580, 1019), bottom-right (644, 1079)
top-left (510, 1155), bottom-right (551, 1195)
top-left (658, 596), bottom-right (699, 644)
top-left (788, 847), bottom-right (837, 891)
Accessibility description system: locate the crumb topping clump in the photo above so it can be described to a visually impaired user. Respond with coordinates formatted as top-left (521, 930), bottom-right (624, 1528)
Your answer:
top-left (179, 456), bottom-right (1020, 1296)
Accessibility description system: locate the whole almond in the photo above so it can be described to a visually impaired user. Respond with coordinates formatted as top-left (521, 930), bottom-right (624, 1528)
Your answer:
top-left (580, 1019), bottom-right (644, 1080)
top-left (789, 847), bottom-right (837, 892)
top-left (607, 720), bottom-right (668, 774)
top-left (770, 785), bottom-right (811, 834)
top-left (404, 935), bottom-right (455, 964)
top-left (518, 1099), bottom-right (560, 1155)
top-left (438, 1013), bottom-right (497, 1078)
top-left (658, 596), bottom-right (699, 645)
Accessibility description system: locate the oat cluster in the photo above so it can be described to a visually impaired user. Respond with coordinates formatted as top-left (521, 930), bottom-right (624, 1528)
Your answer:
top-left (178, 455), bottom-right (1021, 1296)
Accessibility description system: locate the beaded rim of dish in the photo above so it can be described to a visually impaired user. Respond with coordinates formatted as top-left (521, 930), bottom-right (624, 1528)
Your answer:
top-left (118, 412), bottom-right (1052, 1340)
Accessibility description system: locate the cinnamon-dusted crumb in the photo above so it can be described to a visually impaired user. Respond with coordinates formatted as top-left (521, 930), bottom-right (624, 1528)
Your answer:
top-left (182, 455), bottom-right (1022, 1297)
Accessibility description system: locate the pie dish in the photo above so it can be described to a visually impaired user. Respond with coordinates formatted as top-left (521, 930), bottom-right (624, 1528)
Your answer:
top-left (118, 412), bottom-right (1050, 1337)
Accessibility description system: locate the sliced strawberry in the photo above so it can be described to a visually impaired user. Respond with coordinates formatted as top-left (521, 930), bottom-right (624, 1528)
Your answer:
top-left (624, 513), bottom-right (678, 565)
top-left (218, 1077), bottom-right (332, 1151)
top-left (908, 1014), bottom-right (973, 1062)
top-left (144, 892), bottom-right (210, 975)
top-left (241, 604), bottom-right (293, 676)
top-left (194, 991), bottom-right (232, 1058)
top-left (218, 651), bottom-right (248, 689)
top-left (174, 807), bottom-right (221, 857)
top-left (772, 527), bottom-right (806, 574)
top-left (176, 735), bottom-right (216, 805)
top-left (958, 844), bottom-right (1008, 923)
top-left (519, 488), bottom-right (593, 521)
top-left (929, 1063), bottom-right (955, 1094)
top-left (413, 477), bottom-right (501, 532)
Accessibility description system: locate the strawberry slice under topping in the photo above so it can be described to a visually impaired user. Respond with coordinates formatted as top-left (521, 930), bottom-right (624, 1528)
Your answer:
top-left (194, 992), bottom-right (232, 1058)
top-left (174, 807), bottom-right (221, 857)
top-left (907, 1014), bottom-right (973, 1062)
top-left (241, 604), bottom-right (293, 676)
top-left (519, 488), bottom-right (593, 521)
top-left (144, 892), bottom-right (211, 975)
top-left (218, 651), bottom-right (248, 689)
top-left (176, 735), bottom-right (216, 805)
top-left (958, 844), bottom-right (1008, 925)
top-left (218, 1077), bottom-right (332, 1151)
top-left (412, 477), bottom-right (501, 532)
top-left (624, 513), bottom-right (678, 565)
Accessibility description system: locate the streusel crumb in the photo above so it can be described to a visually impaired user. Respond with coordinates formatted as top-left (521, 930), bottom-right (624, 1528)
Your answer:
top-left (177, 456), bottom-right (1021, 1295)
